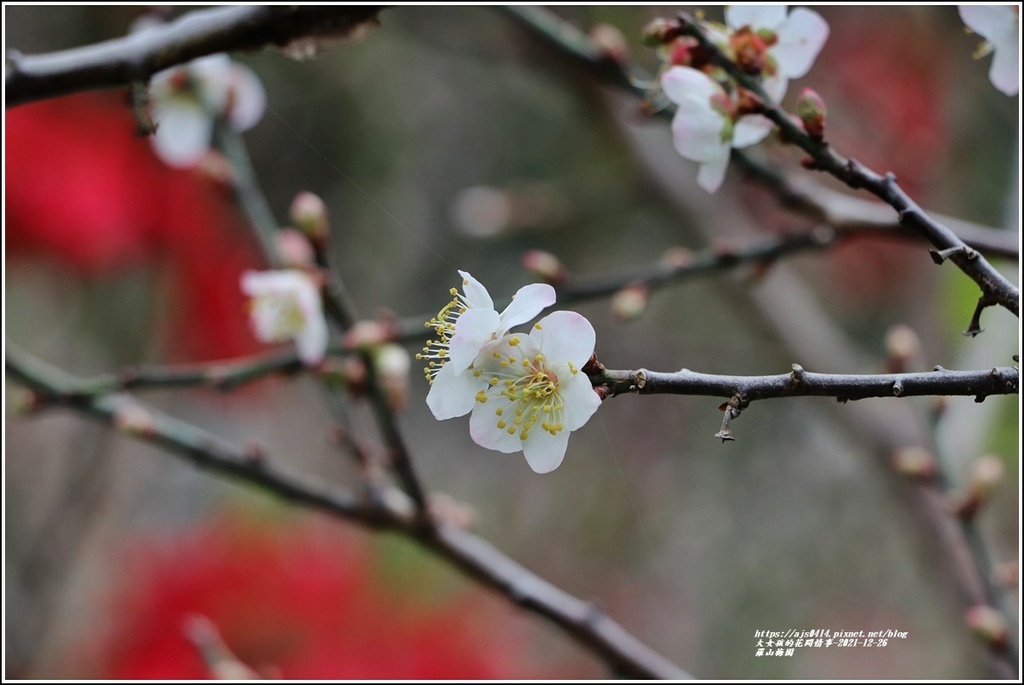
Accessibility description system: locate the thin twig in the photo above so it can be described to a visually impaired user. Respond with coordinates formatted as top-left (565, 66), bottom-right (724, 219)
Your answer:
top-left (5, 344), bottom-right (693, 679)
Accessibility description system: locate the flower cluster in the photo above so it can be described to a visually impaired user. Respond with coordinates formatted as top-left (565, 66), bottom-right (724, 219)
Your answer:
top-left (148, 54), bottom-right (266, 168)
top-left (420, 271), bottom-right (601, 473)
top-left (654, 5), bottom-right (829, 192)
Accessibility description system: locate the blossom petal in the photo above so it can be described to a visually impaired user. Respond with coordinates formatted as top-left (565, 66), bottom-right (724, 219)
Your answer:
top-left (469, 395), bottom-right (523, 453)
top-left (726, 5), bottom-right (787, 31)
top-left (151, 100), bottom-right (212, 168)
top-left (732, 113), bottom-right (774, 148)
top-left (226, 63), bottom-right (267, 131)
top-left (987, 25), bottom-right (1020, 95)
top-left (661, 66), bottom-right (721, 105)
top-left (529, 311), bottom-right (595, 368)
top-left (448, 307), bottom-right (500, 372)
top-left (296, 315), bottom-right (329, 365)
top-left (773, 8), bottom-right (830, 78)
top-left (958, 5), bottom-right (1015, 42)
top-left (521, 430), bottom-right (570, 474)
top-left (457, 270), bottom-right (494, 310)
top-left (557, 372), bottom-right (602, 432)
top-left (498, 283), bottom-right (556, 331)
top-left (697, 155), bottom-right (730, 193)
top-left (427, 362), bottom-right (484, 420)
top-left (761, 72), bottom-right (789, 105)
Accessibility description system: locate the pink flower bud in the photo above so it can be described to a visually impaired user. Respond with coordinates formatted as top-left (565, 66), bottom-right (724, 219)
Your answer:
top-left (965, 605), bottom-right (1009, 650)
top-left (374, 343), bottom-right (411, 411)
top-left (640, 17), bottom-right (679, 46)
top-left (611, 282), bottom-right (650, 323)
top-left (276, 228), bottom-right (316, 268)
top-left (796, 87), bottom-right (827, 140)
top-left (114, 403), bottom-right (156, 437)
top-left (890, 446), bottom-right (936, 482)
top-left (343, 320), bottom-right (391, 350)
top-left (968, 454), bottom-right (1004, 498)
top-left (289, 191), bottom-right (329, 242)
top-left (522, 249), bottom-right (567, 285)
top-left (589, 23), bottom-right (630, 64)
top-left (885, 323), bottom-right (921, 373)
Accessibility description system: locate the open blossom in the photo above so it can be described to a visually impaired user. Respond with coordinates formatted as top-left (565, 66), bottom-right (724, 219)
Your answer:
top-left (241, 270), bottom-right (328, 365)
top-left (661, 6), bottom-right (828, 192)
top-left (420, 270), bottom-right (555, 420)
top-left (149, 54), bottom-right (266, 167)
top-left (958, 5), bottom-right (1019, 96)
top-left (468, 311), bottom-right (601, 474)
top-left (719, 6), bottom-right (829, 98)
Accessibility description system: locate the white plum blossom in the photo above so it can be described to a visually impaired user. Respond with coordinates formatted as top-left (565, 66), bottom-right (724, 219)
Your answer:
top-left (421, 271), bottom-right (555, 420)
top-left (958, 5), bottom-right (1019, 96)
top-left (240, 269), bottom-right (329, 365)
top-left (467, 311), bottom-right (602, 474)
top-left (661, 6), bottom-right (829, 192)
top-left (720, 5), bottom-right (830, 100)
top-left (149, 54), bottom-right (266, 167)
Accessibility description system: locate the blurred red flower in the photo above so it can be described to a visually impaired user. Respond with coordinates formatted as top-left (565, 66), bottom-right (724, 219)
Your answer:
top-left (86, 515), bottom-right (529, 679)
top-left (5, 92), bottom-right (262, 361)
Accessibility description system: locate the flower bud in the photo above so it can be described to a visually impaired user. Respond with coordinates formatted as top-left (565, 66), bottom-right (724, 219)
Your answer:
top-left (428, 492), bottom-right (478, 530)
top-left (890, 446), bottom-right (936, 482)
top-left (640, 17), bottom-right (679, 46)
top-left (660, 246), bottom-right (694, 271)
top-left (964, 605), bottom-right (1009, 650)
top-left (276, 228), bottom-right (316, 268)
top-left (885, 323), bottom-right (921, 374)
top-left (796, 87), bottom-right (827, 141)
top-left (114, 403), bottom-right (156, 438)
top-left (590, 23), bottom-right (630, 65)
top-left (968, 454), bottom-right (1004, 498)
top-left (374, 343), bottom-right (411, 411)
top-left (343, 319), bottom-right (391, 350)
top-left (289, 191), bottom-right (329, 243)
top-left (611, 282), bottom-right (650, 323)
top-left (522, 249), bottom-right (567, 286)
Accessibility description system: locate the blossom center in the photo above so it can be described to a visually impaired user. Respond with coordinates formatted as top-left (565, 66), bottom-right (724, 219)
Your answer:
top-left (250, 293), bottom-right (307, 341)
top-left (480, 345), bottom-right (566, 441)
top-left (417, 287), bottom-right (466, 383)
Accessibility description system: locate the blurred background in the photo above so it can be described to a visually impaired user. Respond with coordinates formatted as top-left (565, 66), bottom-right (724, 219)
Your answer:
top-left (4, 5), bottom-right (1019, 679)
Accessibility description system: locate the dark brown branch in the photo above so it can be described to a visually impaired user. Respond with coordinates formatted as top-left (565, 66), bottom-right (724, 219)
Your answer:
top-left (5, 5), bottom-right (383, 108)
top-left (596, 365), bottom-right (1019, 403)
top-left (5, 344), bottom-right (692, 680)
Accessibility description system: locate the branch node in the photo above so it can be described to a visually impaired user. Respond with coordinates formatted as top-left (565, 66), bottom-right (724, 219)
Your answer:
top-left (963, 295), bottom-right (993, 337)
top-left (974, 395), bottom-right (986, 403)
top-left (714, 396), bottom-right (743, 442)
top-left (933, 365), bottom-right (947, 372)
top-left (633, 369), bottom-right (647, 391)
top-left (789, 363), bottom-right (805, 384)
top-left (892, 380), bottom-right (904, 397)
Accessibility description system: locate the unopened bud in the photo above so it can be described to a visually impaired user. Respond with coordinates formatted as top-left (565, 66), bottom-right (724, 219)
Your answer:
top-left (343, 319), bottom-right (391, 350)
top-left (289, 191), bottom-right (329, 242)
top-left (660, 246), bottom-right (694, 270)
top-left (885, 323), bottom-right (921, 373)
top-left (374, 343), bottom-right (411, 411)
top-left (611, 282), bottom-right (650, 323)
top-left (522, 249), bottom-right (567, 285)
top-left (954, 454), bottom-right (1005, 520)
top-left (964, 605), bottom-right (1008, 650)
top-left (993, 560), bottom-right (1018, 590)
top-left (589, 23), bottom-right (630, 64)
top-left (968, 454), bottom-right (1004, 498)
top-left (114, 403), bottom-right (156, 437)
top-left (428, 492), bottom-right (479, 530)
top-left (796, 87), bottom-right (827, 141)
top-left (640, 17), bottom-right (679, 46)
top-left (12, 388), bottom-right (46, 414)
top-left (319, 357), bottom-right (367, 396)
top-left (891, 446), bottom-right (936, 482)
top-left (276, 228), bottom-right (316, 268)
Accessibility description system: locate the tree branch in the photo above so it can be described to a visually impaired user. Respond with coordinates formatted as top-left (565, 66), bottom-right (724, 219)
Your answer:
top-left (673, 13), bottom-right (1019, 321)
top-left (5, 343), bottom-right (693, 680)
top-left (5, 5), bottom-right (383, 108)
